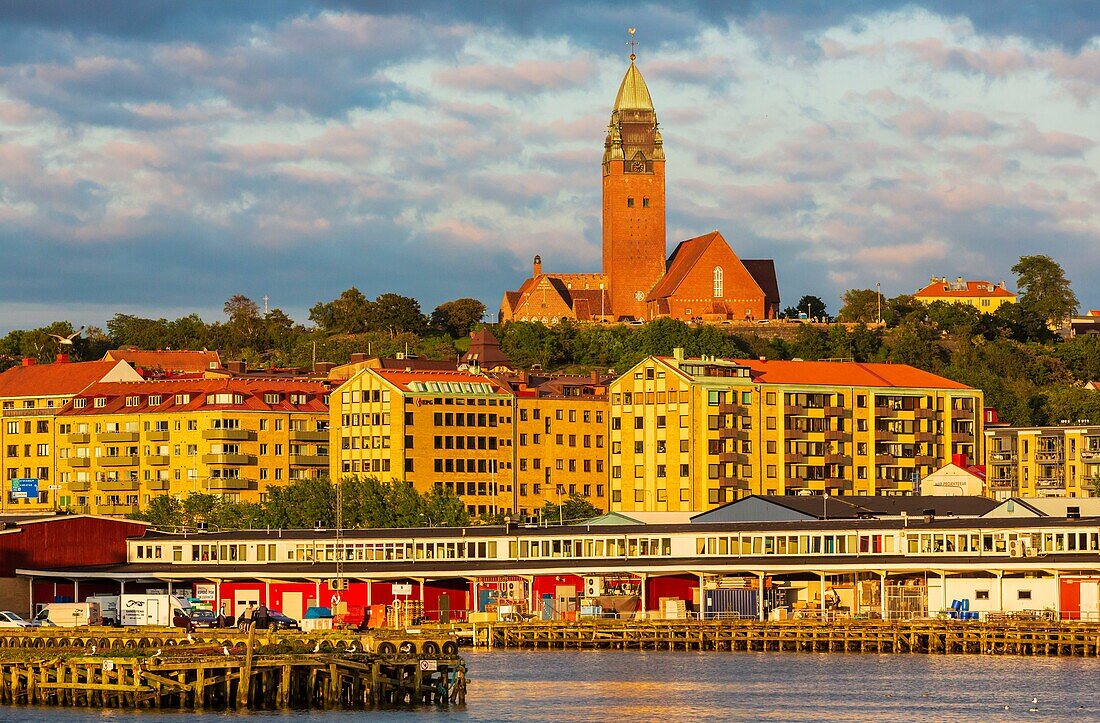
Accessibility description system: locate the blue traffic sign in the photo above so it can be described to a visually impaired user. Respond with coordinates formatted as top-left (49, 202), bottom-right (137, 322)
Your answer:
top-left (11, 478), bottom-right (38, 499)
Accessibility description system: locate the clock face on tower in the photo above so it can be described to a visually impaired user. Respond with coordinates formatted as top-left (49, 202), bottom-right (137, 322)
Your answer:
top-left (631, 160), bottom-right (645, 172)
top-left (634, 290), bottom-right (645, 301)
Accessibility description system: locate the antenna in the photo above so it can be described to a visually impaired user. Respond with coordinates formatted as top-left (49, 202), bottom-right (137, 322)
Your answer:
top-left (263, 295), bottom-right (269, 315)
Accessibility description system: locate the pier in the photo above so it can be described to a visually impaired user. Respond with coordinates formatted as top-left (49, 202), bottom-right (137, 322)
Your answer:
top-left (476, 619), bottom-right (1100, 656)
top-left (0, 628), bottom-right (465, 710)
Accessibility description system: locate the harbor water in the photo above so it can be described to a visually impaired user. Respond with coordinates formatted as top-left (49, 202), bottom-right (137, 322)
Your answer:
top-left (0, 650), bottom-right (1095, 721)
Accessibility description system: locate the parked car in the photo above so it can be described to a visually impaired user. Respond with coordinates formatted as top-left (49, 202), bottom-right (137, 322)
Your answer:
top-left (189, 609), bottom-right (219, 629)
top-left (266, 611), bottom-right (300, 631)
top-left (0, 610), bottom-right (35, 628)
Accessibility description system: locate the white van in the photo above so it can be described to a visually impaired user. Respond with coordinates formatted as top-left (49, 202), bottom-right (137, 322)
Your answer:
top-left (87, 595), bottom-right (120, 625)
top-left (34, 602), bottom-right (102, 627)
top-left (119, 594), bottom-right (191, 627)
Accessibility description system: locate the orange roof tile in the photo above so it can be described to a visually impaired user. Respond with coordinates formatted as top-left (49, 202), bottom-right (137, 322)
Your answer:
top-left (732, 359), bottom-right (973, 389)
top-left (647, 231), bottom-right (718, 300)
top-left (105, 349), bottom-right (221, 373)
top-left (914, 279), bottom-right (1015, 298)
top-left (0, 360), bottom-right (126, 398)
top-left (60, 378), bottom-right (329, 416)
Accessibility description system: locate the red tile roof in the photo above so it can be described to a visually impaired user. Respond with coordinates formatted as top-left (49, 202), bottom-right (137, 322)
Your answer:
top-left (60, 378), bottom-right (329, 416)
top-left (914, 279), bottom-right (1015, 298)
top-left (374, 369), bottom-right (508, 393)
top-left (0, 360), bottom-right (127, 398)
top-left (733, 359), bottom-right (973, 389)
top-left (105, 349), bottom-right (221, 373)
top-left (647, 231), bottom-right (718, 300)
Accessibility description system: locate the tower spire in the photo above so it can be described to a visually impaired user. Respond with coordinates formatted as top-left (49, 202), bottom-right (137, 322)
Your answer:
top-left (628, 27), bottom-right (637, 61)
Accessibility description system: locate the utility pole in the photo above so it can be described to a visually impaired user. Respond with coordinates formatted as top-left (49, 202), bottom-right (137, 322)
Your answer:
top-left (876, 282), bottom-right (882, 325)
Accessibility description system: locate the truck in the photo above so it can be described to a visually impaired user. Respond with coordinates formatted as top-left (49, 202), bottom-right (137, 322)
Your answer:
top-left (33, 602), bottom-right (102, 627)
top-left (119, 594), bottom-right (192, 627)
top-left (87, 595), bottom-right (120, 625)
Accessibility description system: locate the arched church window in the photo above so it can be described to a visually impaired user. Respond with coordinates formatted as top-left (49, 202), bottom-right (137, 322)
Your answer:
top-left (713, 267), bottom-right (724, 298)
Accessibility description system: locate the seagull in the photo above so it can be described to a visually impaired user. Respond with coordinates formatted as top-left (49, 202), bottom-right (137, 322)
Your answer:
top-left (187, 634), bottom-right (195, 644)
top-left (222, 646), bottom-right (231, 657)
top-left (89, 645), bottom-right (96, 655)
top-left (1032, 698), bottom-right (1039, 704)
top-left (1029, 708), bottom-right (1039, 714)
top-left (48, 327), bottom-right (84, 347)
top-left (1004, 705), bottom-right (1010, 711)
top-left (152, 649), bottom-right (162, 658)
top-left (312, 642), bottom-right (321, 653)
top-left (347, 645), bottom-right (356, 653)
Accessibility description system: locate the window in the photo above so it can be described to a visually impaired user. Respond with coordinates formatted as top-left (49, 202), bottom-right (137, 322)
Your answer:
top-left (1018, 590), bottom-right (1032, 600)
top-left (713, 266), bottom-right (724, 298)
top-left (642, 197), bottom-right (650, 208)
top-left (627, 197), bottom-right (635, 208)
top-left (975, 590), bottom-right (990, 600)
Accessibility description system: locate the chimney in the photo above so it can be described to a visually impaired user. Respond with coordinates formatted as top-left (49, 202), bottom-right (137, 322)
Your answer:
top-left (672, 347), bottom-right (684, 362)
top-left (55, 354), bottom-right (70, 364)
top-left (590, 370), bottom-right (600, 384)
top-left (518, 370), bottom-right (529, 386)
top-left (533, 254), bottom-right (542, 276)
top-left (349, 353), bottom-right (368, 364)
top-left (923, 509), bottom-right (935, 524)
top-left (21, 357), bottom-right (36, 366)
top-left (225, 360), bottom-right (247, 374)
top-left (951, 453), bottom-right (968, 468)
top-left (313, 361), bottom-right (335, 374)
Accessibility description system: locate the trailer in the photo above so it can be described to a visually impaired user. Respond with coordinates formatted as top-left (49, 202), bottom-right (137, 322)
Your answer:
top-left (119, 594), bottom-right (191, 627)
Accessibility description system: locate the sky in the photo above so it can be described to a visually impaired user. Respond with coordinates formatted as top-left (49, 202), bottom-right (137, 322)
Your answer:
top-left (0, 1), bottom-right (1097, 332)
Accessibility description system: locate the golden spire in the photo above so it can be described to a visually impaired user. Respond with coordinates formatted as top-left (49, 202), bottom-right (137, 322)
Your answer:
top-left (613, 28), bottom-right (654, 113)
top-left (628, 27), bottom-right (637, 61)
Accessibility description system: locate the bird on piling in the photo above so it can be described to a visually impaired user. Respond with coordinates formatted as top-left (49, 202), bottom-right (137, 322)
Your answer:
top-left (312, 642), bottom-right (321, 653)
top-left (1032, 698), bottom-right (1039, 704)
top-left (347, 645), bottom-right (356, 653)
top-left (186, 633), bottom-right (195, 644)
top-left (152, 649), bottom-right (162, 658)
top-left (89, 645), bottom-right (96, 655)
top-left (222, 646), bottom-right (231, 657)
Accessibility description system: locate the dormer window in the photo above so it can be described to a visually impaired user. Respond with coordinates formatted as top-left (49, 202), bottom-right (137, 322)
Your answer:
top-left (264, 393), bottom-right (282, 404)
top-left (148, 395), bottom-right (162, 406)
top-left (93, 397), bottom-right (106, 408)
top-left (289, 393), bottom-right (308, 405)
top-left (125, 396), bottom-right (141, 407)
top-left (74, 399), bottom-right (87, 409)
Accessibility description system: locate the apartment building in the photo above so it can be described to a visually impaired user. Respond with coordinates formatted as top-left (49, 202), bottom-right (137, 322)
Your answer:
top-left (331, 369), bottom-right (515, 518)
top-left (608, 349), bottom-right (984, 512)
top-left (985, 425), bottom-right (1100, 499)
top-left (0, 356), bottom-right (143, 512)
top-left (495, 372), bottom-right (611, 519)
top-left (55, 379), bottom-right (330, 515)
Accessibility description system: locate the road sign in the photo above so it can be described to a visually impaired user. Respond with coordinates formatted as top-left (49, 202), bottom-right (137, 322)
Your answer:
top-left (10, 478), bottom-right (38, 499)
top-left (48, 485), bottom-right (61, 492)
top-left (393, 583), bottom-right (413, 596)
top-left (419, 659), bottom-right (437, 671)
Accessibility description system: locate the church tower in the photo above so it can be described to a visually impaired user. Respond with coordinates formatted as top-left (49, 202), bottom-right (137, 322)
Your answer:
top-left (602, 41), bottom-right (666, 320)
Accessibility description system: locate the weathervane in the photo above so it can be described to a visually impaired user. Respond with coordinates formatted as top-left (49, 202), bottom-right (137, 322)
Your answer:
top-left (628, 27), bottom-right (637, 61)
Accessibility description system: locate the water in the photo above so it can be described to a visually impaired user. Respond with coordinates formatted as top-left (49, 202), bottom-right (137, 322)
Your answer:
top-left (0, 651), bottom-right (1094, 722)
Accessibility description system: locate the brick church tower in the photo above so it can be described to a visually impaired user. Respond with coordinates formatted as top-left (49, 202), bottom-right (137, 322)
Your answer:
top-left (602, 50), bottom-right (666, 320)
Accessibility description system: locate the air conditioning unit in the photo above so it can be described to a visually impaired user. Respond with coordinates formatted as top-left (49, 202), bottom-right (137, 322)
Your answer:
top-left (584, 576), bottom-right (602, 597)
top-left (329, 578), bottom-right (348, 591)
top-left (1008, 539), bottom-right (1022, 558)
top-left (500, 580), bottom-right (524, 600)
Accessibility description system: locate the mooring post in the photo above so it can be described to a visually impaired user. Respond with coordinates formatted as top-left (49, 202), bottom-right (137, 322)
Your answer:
top-left (237, 625), bottom-right (257, 709)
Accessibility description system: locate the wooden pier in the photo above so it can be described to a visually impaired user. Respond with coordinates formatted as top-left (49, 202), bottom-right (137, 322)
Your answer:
top-left (0, 628), bottom-right (466, 710)
top-left (478, 619), bottom-right (1100, 657)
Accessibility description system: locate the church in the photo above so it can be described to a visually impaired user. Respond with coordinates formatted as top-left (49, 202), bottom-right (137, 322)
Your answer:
top-left (500, 51), bottom-right (780, 324)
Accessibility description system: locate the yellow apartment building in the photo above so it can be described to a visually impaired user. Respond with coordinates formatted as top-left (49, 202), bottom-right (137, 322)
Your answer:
top-left (608, 349), bottom-right (984, 512)
top-left (331, 369), bottom-right (515, 518)
top-left (913, 276), bottom-right (1016, 313)
top-left (985, 425), bottom-right (1100, 499)
top-left (0, 356), bottom-right (142, 513)
top-left (495, 372), bottom-right (611, 519)
top-left (55, 378), bottom-right (330, 515)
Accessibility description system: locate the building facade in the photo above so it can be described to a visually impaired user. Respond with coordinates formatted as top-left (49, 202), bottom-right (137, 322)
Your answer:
top-left (608, 350), bottom-right (984, 512)
top-left (331, 369), bottom-right (515, 518)
top-left (500, 54), bottom-right (779, 324)
top-left (985, 425), bottom-right (1100, 499)
top-left (913, 277), bottom-right (1016, 313)
top-left (0, 357), bottom-right (143, 513)
top-left (54, 379), bottom-right (330, 515)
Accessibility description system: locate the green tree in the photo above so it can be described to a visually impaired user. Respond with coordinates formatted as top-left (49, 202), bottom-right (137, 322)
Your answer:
top-left (310, 287), bottom-right (371, 334)
top-left (1012, 254), bottom-right (1078, 325)
top-left (367, 293), bottom-right (427, 337)
top-left (837, 289), bottom-right (885, 324)
top-left (540, 493), bottom-right (601, 525)
top-left (430, 298), bottom-right (486, 338)
top-left (783, 295), bottom-right (827, 320)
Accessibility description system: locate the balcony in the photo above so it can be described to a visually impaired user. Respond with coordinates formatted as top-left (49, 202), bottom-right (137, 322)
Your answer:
top-left (201, 428), bottom-right (256, 442)
top-left (207, 477), bottom-right (252, 491)
top-left (147, 455), bottom-right (170, 466)
top-left (785, 453), bottom-right (807, 464)
top-left (100, 455), bottom-right (139, 467)
top-left (718, 427), bottom-right (750, 440)
top-left (989, 450), bottom-right (1016, 462)
top-left (914, 432), bottom-right (935, 443)
top-left (1035, 451), bottom-right (1064, 462)
top-left (874, 453), bottom-right (896, 465)
top-left (97, 480), bottom-right (140, 492)
top-left (1036, 477), bottom-right (1065, 489)
top-left (824, 429), bottom-right (851, 442)
top-left (65, 504), bottom-right (90, 515)
top-left (2, 406), bottom-right (59, 418)
top-left (952, 429), bottom-right (975, 442)
top-left (824, 406), bottom-right (851, 418)
top-left (1081, 449), bottom-right (1100, 461)
top-left (290, 454), bottom-right (329, 467)
top-left (148, 480), bottom-right (170, 491)
top-left (66, 457), bottom-right (90, 468)
top-left (201, 453), bottom-right (257, 466)
top-left (147, 431), bottom-right (170, 442)
top-left (784, 404), bottom-right (806, 415)
top-left (67, 480), bottom-right (91, 492)
top-left (67, 432), bottom-right (90, 444)
top-left (914, 408), bottom-right (937, 419)
top-left (98, 431), bottom-right (139, 443)
top-left (717, 404), bottom-right (744, 415)
top-left (289, 429), bottom-right (329, 442)
top-left (824, 454), bottom-right (848, 465)
top-left (915, 455), bottom-right (935, 466)
top-left (99, 504), bottom-right (140, 516)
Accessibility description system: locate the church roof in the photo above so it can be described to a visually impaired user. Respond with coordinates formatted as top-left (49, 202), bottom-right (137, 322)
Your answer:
top-left (462, 328), bottom-right (512, 370)
top-left (613, 61), bottom-right (654, 111)
top-left (647, 231), bottom-right (723, 301)
top-left (742, 259), bottom-right (781, 309)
